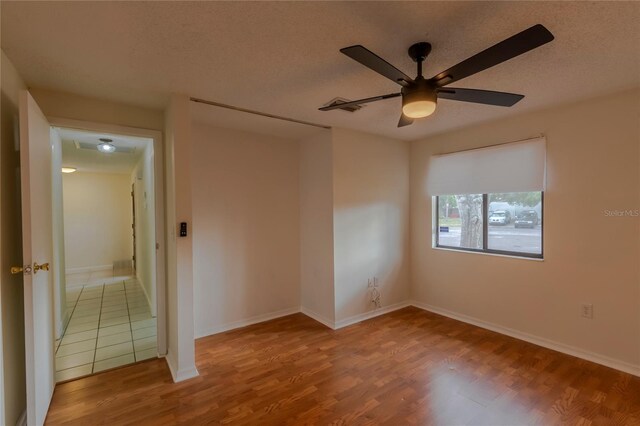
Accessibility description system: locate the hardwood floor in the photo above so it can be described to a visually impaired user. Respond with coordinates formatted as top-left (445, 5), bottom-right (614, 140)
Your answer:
top-left (45, 307), bottom-right (640, 425)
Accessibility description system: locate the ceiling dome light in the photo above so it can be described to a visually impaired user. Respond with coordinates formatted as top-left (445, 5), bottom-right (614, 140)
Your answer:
top-left (401, 79), bottom-right (437, 119)
top-left (97, 138), bottom-right (116, 153)
top-left (402, 100), bottom-right (437, 119)
top-left (61, 167), bottom-right (77, 174)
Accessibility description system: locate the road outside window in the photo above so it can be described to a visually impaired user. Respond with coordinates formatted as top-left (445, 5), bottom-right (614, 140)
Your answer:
top-left (436, 192), bottom-right (543, 258)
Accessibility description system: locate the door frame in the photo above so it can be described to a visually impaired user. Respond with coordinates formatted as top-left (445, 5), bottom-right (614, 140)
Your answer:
top-left (48, 116), bottom-right (168, 357)
top-left (131, 183), bottom-right (136, 271)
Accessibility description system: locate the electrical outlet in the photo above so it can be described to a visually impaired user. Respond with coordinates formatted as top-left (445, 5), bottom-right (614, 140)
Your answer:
top-left (581, 304), bottom-right (594, 319)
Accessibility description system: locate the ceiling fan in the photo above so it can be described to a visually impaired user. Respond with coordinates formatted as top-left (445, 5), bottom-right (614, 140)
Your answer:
top-left (319, 24), bottom-right (554, 127)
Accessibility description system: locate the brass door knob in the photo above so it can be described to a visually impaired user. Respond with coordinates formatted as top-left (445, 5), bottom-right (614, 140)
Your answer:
top-left (10, 265), bottom-right (32, 275)
top-left (33, 262), bottom-right (50, 273)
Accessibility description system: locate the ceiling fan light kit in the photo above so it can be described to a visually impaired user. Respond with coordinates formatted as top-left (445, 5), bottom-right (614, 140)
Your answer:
top-left (402, 78), bottom-right (437, 118)
top-left (320, 24), bottom-right (554, 127)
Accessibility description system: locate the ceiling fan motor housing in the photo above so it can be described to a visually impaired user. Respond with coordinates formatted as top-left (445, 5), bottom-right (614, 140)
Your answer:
top-left (402, 78), bottom-right (437, 118)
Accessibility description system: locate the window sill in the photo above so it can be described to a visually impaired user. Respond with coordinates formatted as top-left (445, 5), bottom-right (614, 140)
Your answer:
top-left (431, 246), bottom-right (544, 261)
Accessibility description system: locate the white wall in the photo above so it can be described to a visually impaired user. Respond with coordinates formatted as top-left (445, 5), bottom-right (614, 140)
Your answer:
top-left (188, 125), bottom-right (412, 332)
top-left (62, 171), bottom-right (133, 275)
top-left (411, 89), bottom-right (640, 372)
top-left (51, 130), bottom-right (68, 338)
top-left (164, 94), bottom-right (197, 382)
top-left (0, 48), bottom-right (27, 426)
top-left (191, 123), bottom-right (301, 336)
top-left (29, 88), bottom-right (164, 131)
top-left (299, 130), bottom-right (335, 326)
top-left (332, 128), bottom-right (411, 325)
top-left (132, 143), bottom-right (157, 315)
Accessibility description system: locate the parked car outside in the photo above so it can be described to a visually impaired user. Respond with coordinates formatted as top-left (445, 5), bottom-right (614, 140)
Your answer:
top-left (489, 210), bottom-right (511, 225)
top-left (514, 210), bottom-right (539, 228)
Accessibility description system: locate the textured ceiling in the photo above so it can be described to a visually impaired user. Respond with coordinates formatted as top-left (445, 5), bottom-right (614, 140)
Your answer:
top-left (190, 100), bottom-right (327, 141)
top-left (3, 2), bottom-right (639, 140)
top-left (57, 127), bottom-right (149, 174)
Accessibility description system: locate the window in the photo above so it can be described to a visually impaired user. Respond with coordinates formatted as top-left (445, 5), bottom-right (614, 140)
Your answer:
top-left (436, 194), bottom-right (483, 250)
top-left (428, 137), bottom-right (546, 259)
top-left (436, 191), bottom-right (543, 258)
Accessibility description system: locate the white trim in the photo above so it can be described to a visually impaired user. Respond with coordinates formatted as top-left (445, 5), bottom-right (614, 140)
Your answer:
top-left (164, 352), bottom-right (199, 383)
top-left (49, 116), bottom-right (159, 137)
top-left (431, 246), bottom-right (544, 262)
top-left (300, 306), bottom-right (335, 329)
top-left (187, 297), bottom-right (639, 378)
top-left (59, 308), bottom-right (71, 336)
top-left (136, 274), bottom-right (154, 313)
top-left (16, 410), bottom-right (26, 426)
top-left (150, 129), bottom-right (166, 355)
top-left (410, 300), bottom-right (640, 377)
top-left (195, 307), bottom-right (300, 339)
top-left (334, 301), bottom-right (411, 329)
top-left (48, 116), bottom-right (167, 357)
top-left (65, 264), bottom-right (112, 275)
top-left (193, 303), bottom-right (414, 337)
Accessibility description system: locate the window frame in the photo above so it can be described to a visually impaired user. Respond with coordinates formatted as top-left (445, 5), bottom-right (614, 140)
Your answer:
top-left (435, 192), bottom-right (544, 259)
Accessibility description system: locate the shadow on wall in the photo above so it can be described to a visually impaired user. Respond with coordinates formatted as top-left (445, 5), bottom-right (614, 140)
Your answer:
top-left (333, 202), bottom-right (407, 320)
top-left (192, 182), bottom-right (299, 334)
top-left (190, 125), bottom-right (301, 336)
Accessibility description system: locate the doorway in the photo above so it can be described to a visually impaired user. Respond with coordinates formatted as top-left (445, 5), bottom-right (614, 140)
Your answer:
top-left (51, 126), bottom-right (160, 382)
top-left (132, 183), bottom-right (136, 272)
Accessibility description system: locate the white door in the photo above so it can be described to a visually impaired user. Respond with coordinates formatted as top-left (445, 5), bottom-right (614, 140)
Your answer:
top-left (18, 91), bottom-right (55, 425)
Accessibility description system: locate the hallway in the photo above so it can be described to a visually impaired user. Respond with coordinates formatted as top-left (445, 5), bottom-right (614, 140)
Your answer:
top-left (54, 277), bottom-right (157, 382)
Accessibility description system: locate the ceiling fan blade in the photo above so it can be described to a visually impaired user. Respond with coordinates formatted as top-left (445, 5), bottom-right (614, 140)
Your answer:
top-left (437, 88), bottom-right (524, 106)
top-left (398, 114), bottom-right (414, 127)
top-left (319, 92), bottom-right (401, 111)
top-left (430, 24), bottom-right (554, 87)
top-left (341, 45), bottom-right (413, 86)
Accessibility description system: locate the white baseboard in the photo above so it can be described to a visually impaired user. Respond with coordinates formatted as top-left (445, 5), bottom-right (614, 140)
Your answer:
top-left (334, 301), bottom-right (411, 329)
top-left (189, 298), bottom-right (639, 378)
top-left (195, 307), bottom-right (300, 339)
top-left (66, 281), bottom-right (106, 291)
top-left (135, 274), bottom-right (154, 315)
top-left (300, 306), bottom-right (335, 329)
top-left (410, 300), bottom-right (640, 378)
top-left (56, 308), bottom-right (72, 340)
top-left (195, 302), bottom-right (410, 337)
top-left (164, 351), bottom-right (199, 383)
top-left (65, 264), bottom-right (112, 275)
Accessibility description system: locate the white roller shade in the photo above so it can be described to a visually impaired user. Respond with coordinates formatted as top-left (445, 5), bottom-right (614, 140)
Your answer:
top-left (427, 137), bottom-right (546, 195)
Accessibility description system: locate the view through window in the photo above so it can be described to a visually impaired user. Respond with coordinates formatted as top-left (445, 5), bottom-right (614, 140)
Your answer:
top-left (436, 191), bottom-right (542, 258)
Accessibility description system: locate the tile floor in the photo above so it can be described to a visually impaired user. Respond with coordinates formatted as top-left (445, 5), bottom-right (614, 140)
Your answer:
top-left (55, 277), bottom-right (157, 382)
top-left (65, 267), bottom-right (132, 288)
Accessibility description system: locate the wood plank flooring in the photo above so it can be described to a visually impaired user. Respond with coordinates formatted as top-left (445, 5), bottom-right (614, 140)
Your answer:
top-left (45, 307), bottom-right (640, 425)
